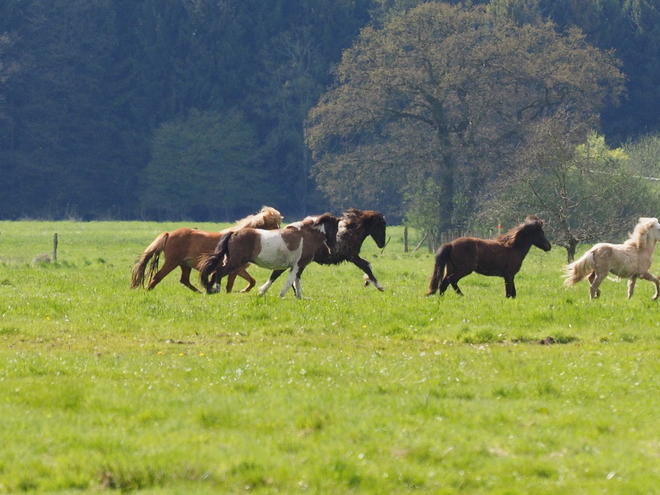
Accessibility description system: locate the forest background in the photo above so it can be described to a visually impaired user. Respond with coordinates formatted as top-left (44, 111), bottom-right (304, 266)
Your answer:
top-left (1, 0), bottom-right (660, 256)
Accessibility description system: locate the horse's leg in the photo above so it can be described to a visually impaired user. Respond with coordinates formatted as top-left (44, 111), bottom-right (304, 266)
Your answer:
top-left (441, 264), bottom-right (467, 296)
top-left (279, 266), bottom-right (300, 299)
top-left (627, 276), bottom-right (637, 299)
top-left (225, 272), bottom-right (237, 293)
top-left (638, 272), bottom-right (660, 300)
top-left (589, 269), bottom-right (608, 299)
top-left (587, 272), bottom-right (601, 298)
top-left (147, 259), bottom-right (180, 291)
top-left (258, 269), bottom-right (286, 296)
top-left (292, 266), bottom-right (306, 299)
top-left (234, 266), bottom-right (256, 293)
top-left (350, 256), bottom-right (384, 291)
top-left (504, 276), bottom-right (516, 298)
top-left (178, 265), bottom-right (201, 293)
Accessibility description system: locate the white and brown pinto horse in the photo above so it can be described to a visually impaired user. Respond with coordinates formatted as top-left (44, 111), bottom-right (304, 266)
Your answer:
top-left (199, 213), bottom-right (339, 299)
top-left (564, 217), bottom-right (660, 300)
top-left (131, 206), bottom-right (282, 293)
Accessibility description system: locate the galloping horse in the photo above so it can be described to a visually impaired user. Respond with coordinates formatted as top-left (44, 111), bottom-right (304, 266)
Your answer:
top-left (199, 213), bottom-right (339, 299)
top-left (564, 217), bottom-right (660, 300)
top-left (313, 208), bottom-right (387, 291)
top-left (130, 206), bottom-right (282, 293)
top-left (426, 215), bottom-right (551, 298)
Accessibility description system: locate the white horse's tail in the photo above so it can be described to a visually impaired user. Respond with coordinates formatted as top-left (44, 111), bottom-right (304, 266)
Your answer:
top-left (563, 250), bottom-right (596, 286)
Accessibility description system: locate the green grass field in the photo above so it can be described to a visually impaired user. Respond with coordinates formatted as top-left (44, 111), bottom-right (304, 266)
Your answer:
top-left (1, 220), bottom-right (660, 494)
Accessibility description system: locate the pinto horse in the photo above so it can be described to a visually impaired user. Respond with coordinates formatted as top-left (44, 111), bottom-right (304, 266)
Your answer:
top-left (313, 208), bottom-right (387, 291)
top-left (130, 206), bottom-right (282, 293)
top-left (564, 217), bottom-right (660, 300)
top-left (199, 213), bottom-right (339, 299)
top-left (426, 215), bottom-right (551, 298)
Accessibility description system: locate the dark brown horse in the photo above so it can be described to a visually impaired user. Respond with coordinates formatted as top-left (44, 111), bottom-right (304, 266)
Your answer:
top-left (313, 208), bottom-right (387, 291)
top-left (199, 213), bottom-right (339, 299)
top-left (131, 206), bottom-right (282, 293)
top-left (426, 215), bottom-right (551, 298)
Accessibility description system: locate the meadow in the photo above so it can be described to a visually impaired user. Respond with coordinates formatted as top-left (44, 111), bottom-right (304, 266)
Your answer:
top-left (1, 220), bottom-right (660, 494)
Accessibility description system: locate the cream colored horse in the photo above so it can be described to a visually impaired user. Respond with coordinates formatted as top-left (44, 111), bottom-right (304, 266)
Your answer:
top-left (564, 217), bottom-right (660, 300)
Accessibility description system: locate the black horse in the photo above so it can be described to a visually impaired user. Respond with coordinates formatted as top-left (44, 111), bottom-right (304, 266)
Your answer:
top-left (262, 208), bottom-right (388, 292)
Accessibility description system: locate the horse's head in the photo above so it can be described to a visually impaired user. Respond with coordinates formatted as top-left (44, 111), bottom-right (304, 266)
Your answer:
top-left (642, 217), bottom-right (660, 243)
top-left (314, 213), bottom-right (340, 255)
top-left (525, 215), bottom-right (552, 252)
top-left (364, 210), bottom-right (387, 248)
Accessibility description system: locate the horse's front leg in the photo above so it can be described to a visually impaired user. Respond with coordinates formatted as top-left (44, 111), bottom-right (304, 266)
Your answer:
top-left (351, 256), bottom-right (384, 291)
top-left (279, 266), bottom-right (300, 299)
top-left (258, 269), bottom-right (285, 296)
top-left (504, 277), bottom-right (516, 298)
top-left (638, 272), bottom-right (660, 300)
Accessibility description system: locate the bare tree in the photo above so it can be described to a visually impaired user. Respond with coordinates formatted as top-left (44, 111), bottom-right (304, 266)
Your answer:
top-left (480, 114), bottom-right (655, 261)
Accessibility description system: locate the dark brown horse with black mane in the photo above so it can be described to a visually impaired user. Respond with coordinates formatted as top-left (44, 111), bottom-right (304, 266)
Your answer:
top-left (199, 213), bottom-right (340, 299)
top-left (314, 208), bottom-right (387, 291)
top-left (131, 206), bottom-right (282, 293)
top-left (426, 215), bottom-right (551, 298)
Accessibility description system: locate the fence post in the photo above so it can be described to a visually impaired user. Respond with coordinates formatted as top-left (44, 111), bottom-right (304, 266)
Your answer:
top-left (53, 233), bottom-right (58, 261)
top-left (403, 227), bottom-right (408, 253)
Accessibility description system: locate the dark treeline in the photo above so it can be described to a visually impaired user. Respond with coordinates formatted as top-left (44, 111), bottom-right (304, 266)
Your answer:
top-left (0, 0), bottom-right (658, 221)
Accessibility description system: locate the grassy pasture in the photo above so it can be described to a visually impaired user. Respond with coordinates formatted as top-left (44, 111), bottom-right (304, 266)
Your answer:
top-left (1, 220), bottom-right (660, 494)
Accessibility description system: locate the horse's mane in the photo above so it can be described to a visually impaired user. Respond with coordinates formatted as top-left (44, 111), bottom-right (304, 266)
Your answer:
top-left (342, 208), bottom-right (384, 229)
top-left (625, 217), bottom-right (659, 249)
top-left (231, 206), bottom-right (282, 230)
top-left (495, 215), bottom-right (544, 247)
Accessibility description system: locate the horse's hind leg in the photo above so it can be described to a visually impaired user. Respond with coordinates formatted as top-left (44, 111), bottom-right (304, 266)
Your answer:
top-left (627, 276), bottom-right (638, 299)
top-left (147, 259), bottom-right (180, 290)
top-left (588, 270), bottom-right (607, 299)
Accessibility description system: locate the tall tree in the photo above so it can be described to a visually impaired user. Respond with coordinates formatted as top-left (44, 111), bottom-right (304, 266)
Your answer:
top-left (306, 3), bottom-right (625, 235)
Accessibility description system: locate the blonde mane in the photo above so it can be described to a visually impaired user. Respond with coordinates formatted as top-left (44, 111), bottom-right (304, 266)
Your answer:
top-left (228, 206), bottom-right (283, 231)
top-left (625, 217), bottom-right (659, 249)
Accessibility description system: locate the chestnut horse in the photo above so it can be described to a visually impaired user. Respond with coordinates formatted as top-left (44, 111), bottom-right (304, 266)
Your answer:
top-left (426, 215), bottom-right (551, 298)
top-left (199, 213), bottom-right (339, 299)
top-left (130, 206), bottom-right (282, 293)
top-left (564, 217), bottom-right (660, 300)
top-left (313, 208), bottom-right (387, 290)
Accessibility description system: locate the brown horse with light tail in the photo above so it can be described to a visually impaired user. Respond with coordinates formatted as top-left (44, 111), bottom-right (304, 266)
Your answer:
top-left (426, 215), bottom-right (551, 298)
top-left (131, 206), bottom-right (282, 293)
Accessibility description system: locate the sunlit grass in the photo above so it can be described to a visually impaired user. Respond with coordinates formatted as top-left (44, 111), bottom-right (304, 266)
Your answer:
top-left (1, 221), bottom-right (660, 492)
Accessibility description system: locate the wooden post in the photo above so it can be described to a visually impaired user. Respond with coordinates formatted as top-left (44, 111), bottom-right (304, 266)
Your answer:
top-left (403, 227), bottom-right (408, 253)
top-left (53, 233), bottom-right (58, 261)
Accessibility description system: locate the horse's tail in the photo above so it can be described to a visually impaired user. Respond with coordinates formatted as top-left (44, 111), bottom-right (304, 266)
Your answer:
top-left (427, 243), bottom-right (451, 296)
top-left (563, 250), bottom-right (596, 286)
top-left (131, 232), bottom-right (169, 288)
top-left (199, 232), bottom-right (233, 292)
